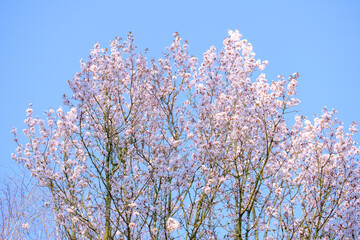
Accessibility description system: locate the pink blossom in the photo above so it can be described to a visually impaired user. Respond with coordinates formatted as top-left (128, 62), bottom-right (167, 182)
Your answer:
top-left (166, 217), bottom-right (180, 233)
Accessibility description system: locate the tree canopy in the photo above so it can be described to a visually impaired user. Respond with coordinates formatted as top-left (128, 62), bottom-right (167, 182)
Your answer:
top-left (12, 30), bottom-right (360, 240)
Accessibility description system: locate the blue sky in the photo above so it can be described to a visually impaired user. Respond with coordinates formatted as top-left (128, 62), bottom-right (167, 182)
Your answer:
top-left (1, 0), bottom-right (359, 177)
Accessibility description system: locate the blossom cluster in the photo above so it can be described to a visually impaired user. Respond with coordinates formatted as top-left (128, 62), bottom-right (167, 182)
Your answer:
top-left (13, 30), bottom-right (360, 239)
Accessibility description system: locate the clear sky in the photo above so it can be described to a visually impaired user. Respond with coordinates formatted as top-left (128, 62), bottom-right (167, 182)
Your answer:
top-left (1, 0), bottom-right (359, 177)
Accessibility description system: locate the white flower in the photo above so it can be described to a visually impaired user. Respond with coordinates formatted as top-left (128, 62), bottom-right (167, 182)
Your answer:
top-left (187, 133), bottom-right (194, 140)
top-left (90, 64), bottom-right (97, 72)
top-left (129, 202), bottom-right (137, 208)
top-left (166, 217), bottom-right (180, 233)
top-left (66, 207), bottom-right (74, 213)
top-left (228, 29), bottom-right (242, 42)
top-left (173, 140), bottom-right (183, 147)
top-left (22, 223), bottom-right (30, 230)
top-left (11, 127), bottom-right (17, 135)
top-left (129, 222), bottom-right (136, 229)
top-left (204, 186), bottom-right (211, 195)
top-left (26, 107), bottom-right (33, 116)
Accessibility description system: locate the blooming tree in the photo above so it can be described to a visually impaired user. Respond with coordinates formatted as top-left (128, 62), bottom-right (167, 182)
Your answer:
top-left (12, 30), bottom-right (360, 239)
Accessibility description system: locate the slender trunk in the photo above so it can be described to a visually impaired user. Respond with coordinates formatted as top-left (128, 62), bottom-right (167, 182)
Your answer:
top-left (253, 207), bottom-right (259, 240)
top-left (104, 155), bottom-right (112, 240)
top-left (104, 188), bottom-right (111, 240)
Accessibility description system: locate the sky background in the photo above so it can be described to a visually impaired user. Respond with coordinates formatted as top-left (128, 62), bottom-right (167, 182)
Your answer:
top-left (1, 0), bottom-right (359, 178)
